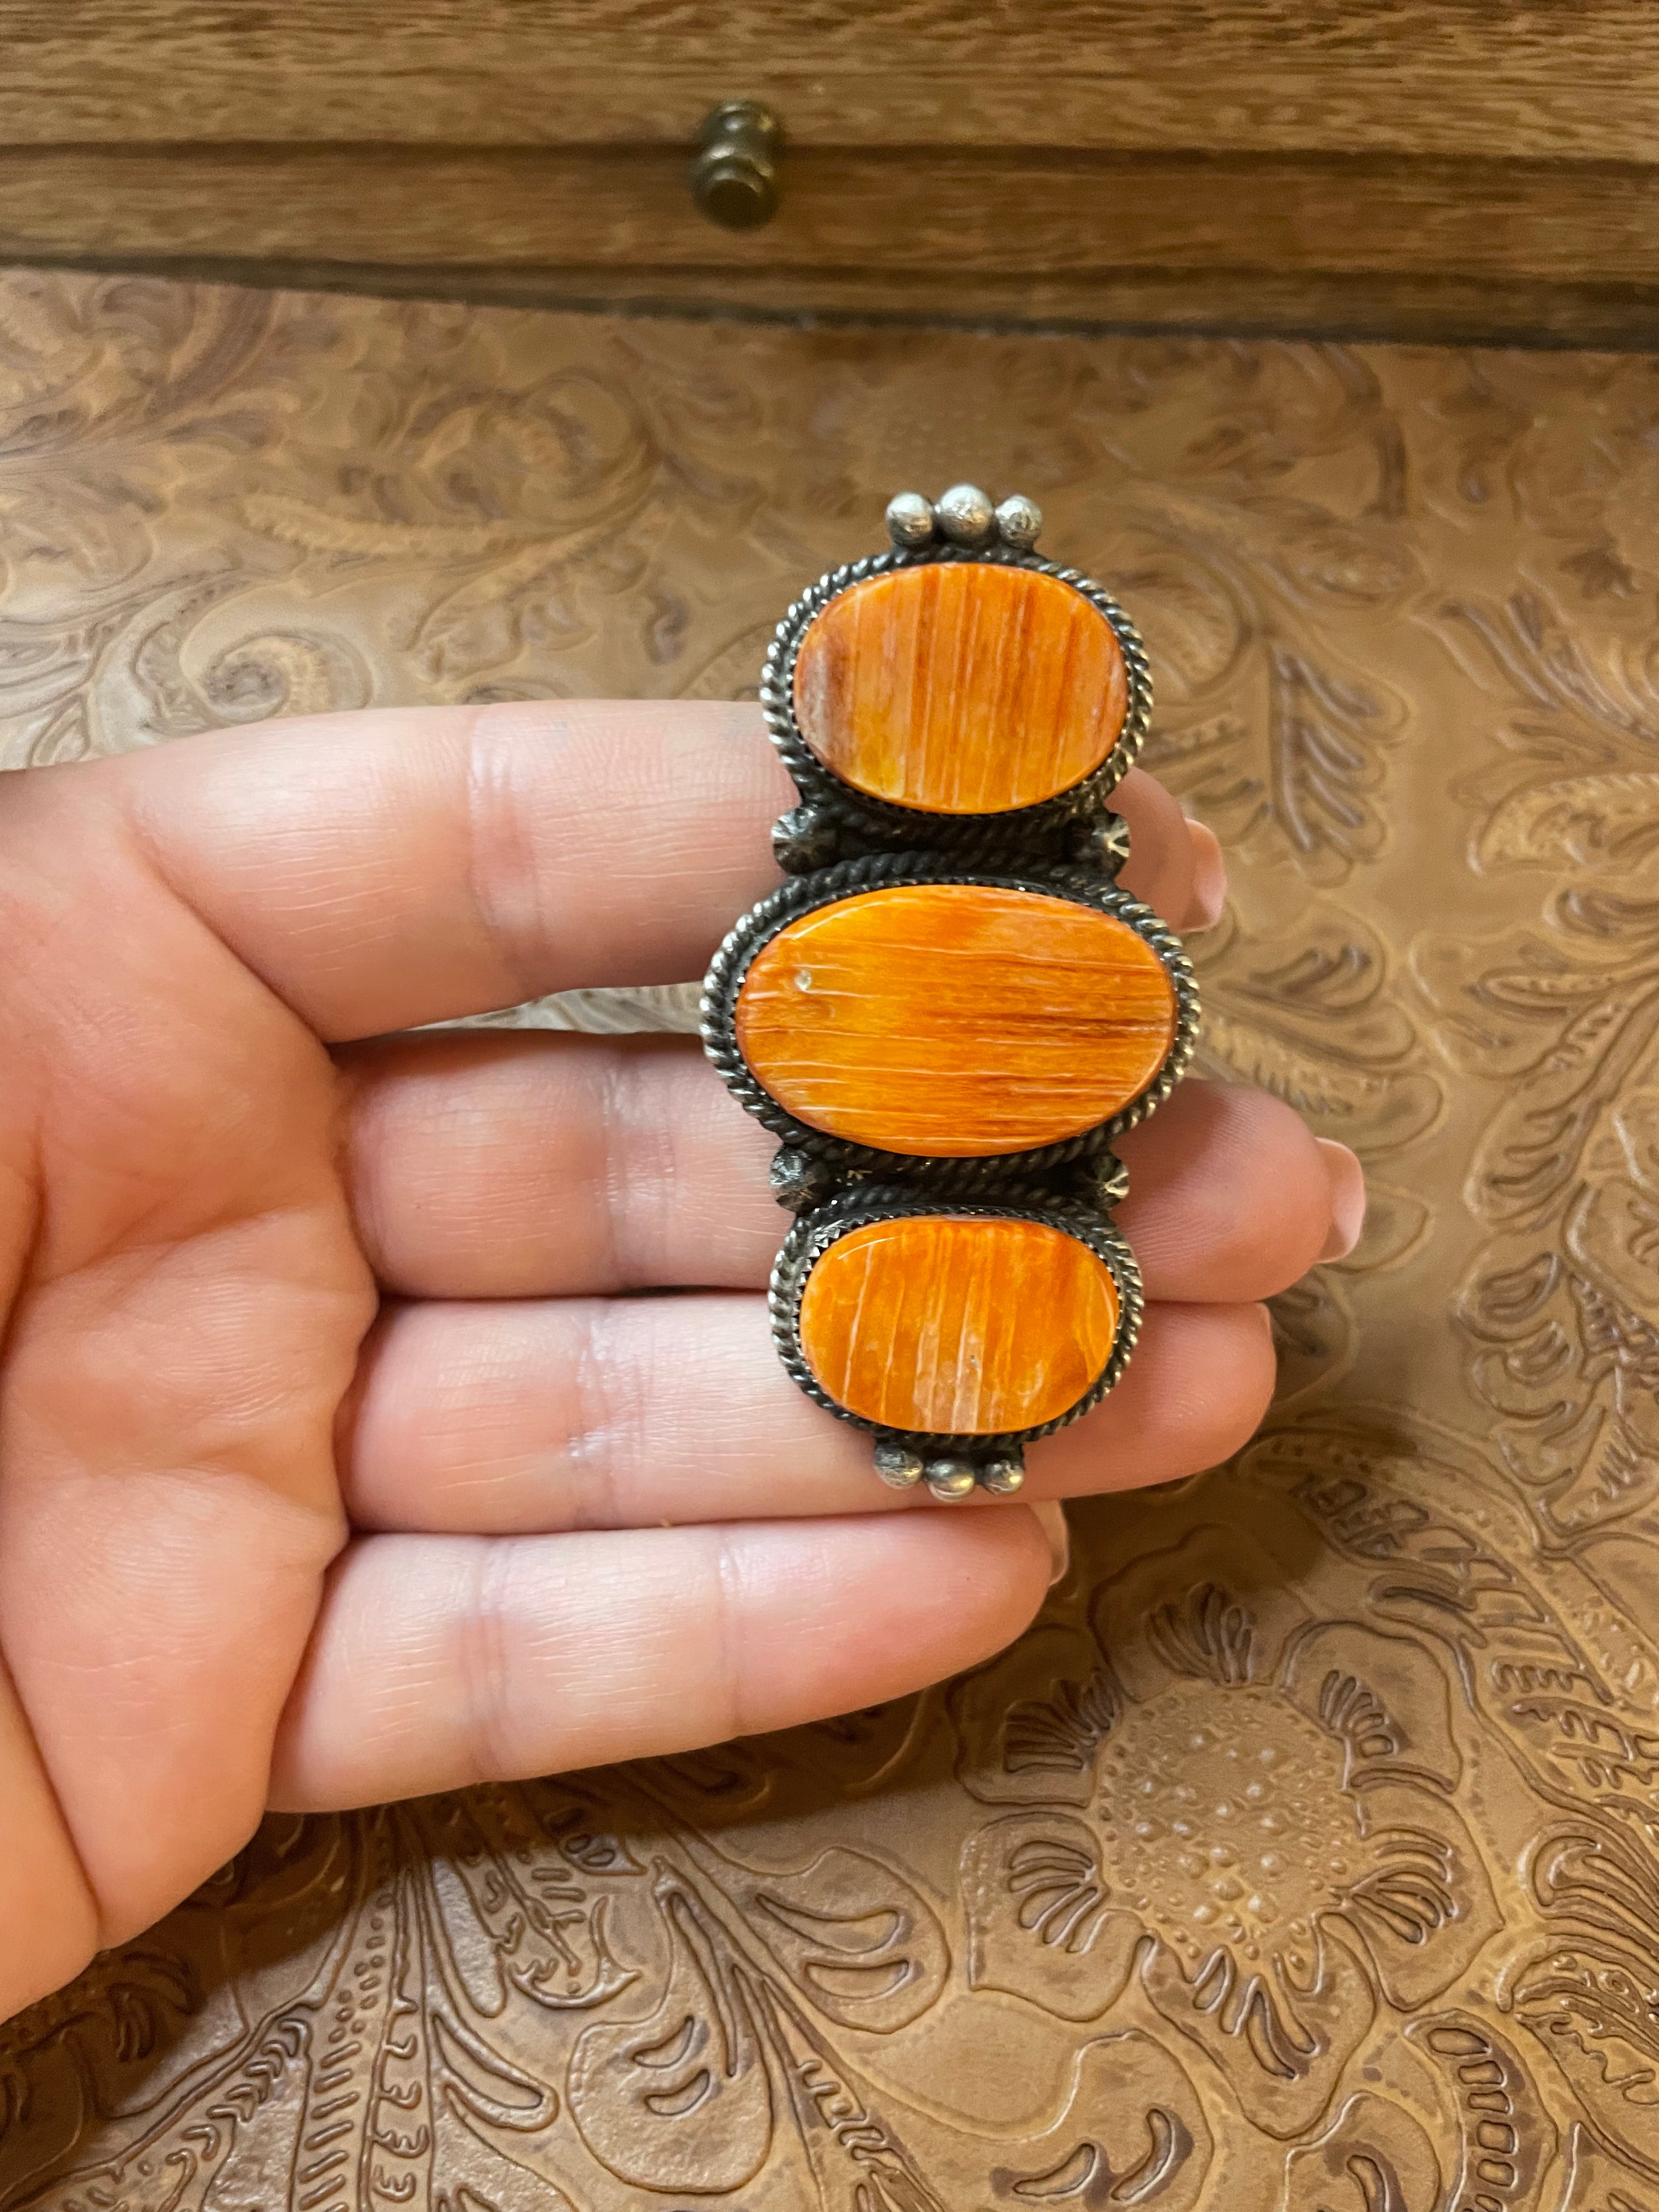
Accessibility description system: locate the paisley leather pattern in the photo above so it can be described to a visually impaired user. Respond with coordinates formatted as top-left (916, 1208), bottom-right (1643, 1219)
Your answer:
top-left (1, 272), bottom-right (1656, 2209)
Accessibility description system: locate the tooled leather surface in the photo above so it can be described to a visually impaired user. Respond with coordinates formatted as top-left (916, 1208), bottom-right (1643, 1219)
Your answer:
top-left (1, 272), bottom-right (1655, 2208)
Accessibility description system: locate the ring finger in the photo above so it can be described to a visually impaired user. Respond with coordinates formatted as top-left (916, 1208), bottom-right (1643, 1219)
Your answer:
top-left (338, 1289), bottom-right (1276, 1532)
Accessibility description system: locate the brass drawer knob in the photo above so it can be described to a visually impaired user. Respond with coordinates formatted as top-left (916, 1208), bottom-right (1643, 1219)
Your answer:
top-left (691, 100), bottom-right (782, 230)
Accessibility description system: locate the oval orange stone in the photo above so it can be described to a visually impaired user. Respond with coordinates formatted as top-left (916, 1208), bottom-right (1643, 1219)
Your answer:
top-left (793, 563), bottom-right (1128, 814)
top-left (798, 1215), bottom-right (1120, 1435)
top-left (734, 882), bottom-right (1177, 1156)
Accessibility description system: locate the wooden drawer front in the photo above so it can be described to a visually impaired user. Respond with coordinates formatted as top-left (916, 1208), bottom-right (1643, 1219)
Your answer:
top-left (6, 1), bottom-right (1659, 342)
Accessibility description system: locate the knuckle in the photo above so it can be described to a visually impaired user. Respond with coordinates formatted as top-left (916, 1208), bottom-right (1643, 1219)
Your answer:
top-left (461, 711), bottom-right (551, 1005)
top-left (456, 1541), bottom-right (523, 1785)
top-left (596, 1048), bottom-right (679, 1287)
top-left (707, 1528), bottom-right (751, 1744)
top-left (565, 1303), bottom-right (647, 1530)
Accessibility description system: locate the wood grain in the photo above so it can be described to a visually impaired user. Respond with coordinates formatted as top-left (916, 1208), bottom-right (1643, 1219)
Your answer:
top-left (3, 1), bottom-right (1655, 161)
top-left (15, 256), bottom-right (1656, 352)
top-left (733, 885), bottom-right (1180, 1156)
top-left (797, 1215), bottom-right (1121, 1434)
top-left (12, 146), bottom-right (1659, 282)
top-left (10, 0), bottom-right (1659, 342)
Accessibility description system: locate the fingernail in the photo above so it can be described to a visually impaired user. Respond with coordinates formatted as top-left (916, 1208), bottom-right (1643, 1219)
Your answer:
top-left (1185, 820), bottom-right (1227, 930)
top-left (1028, 1499), bottom-right (1071, 1587)
top-left (1316, 1138), bottom-right (1367, 1261)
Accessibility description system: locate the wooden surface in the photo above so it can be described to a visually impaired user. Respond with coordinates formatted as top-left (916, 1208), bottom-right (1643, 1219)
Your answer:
top-left (4, 0), bottom-right (1656, 157)
top-left (10, 1), bottom-right (1659, 343)
top-left (2, 269), bottom-right (1659, 2207)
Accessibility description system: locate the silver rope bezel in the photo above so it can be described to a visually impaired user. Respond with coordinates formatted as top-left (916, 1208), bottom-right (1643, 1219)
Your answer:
top-left (761, 542), bottom-right (1153, 853)
top-left (699, 854), bottom-right (1200, 1184)
top-left (770, 1187), bottom-right (1145, 1454)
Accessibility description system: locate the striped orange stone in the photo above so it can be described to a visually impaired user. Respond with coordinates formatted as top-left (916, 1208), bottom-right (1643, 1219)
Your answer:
top-left (793, 563), bottom-right (1128, 814)
top-left (798, 1215), bottom-right (1120, 1434)
top-left (734, 882), bottom-right (1177, 1156)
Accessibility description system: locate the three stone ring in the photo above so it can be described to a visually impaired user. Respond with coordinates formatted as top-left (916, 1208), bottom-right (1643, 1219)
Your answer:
top-left (702, 485), bottom-right (1199, 1500)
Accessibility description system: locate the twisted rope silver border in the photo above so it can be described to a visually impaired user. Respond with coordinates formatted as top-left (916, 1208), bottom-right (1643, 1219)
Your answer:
top-left (770, 1188), bottom-right (1145, 1454)
top-left (699, 855), bottom-right (1200, 1183)
top-left (761, 543), bottom-right (1153, 853)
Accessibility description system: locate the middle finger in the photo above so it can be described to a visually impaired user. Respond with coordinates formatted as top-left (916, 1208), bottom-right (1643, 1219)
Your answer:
top-left (337, 1031), bottom-right (1346, 1308)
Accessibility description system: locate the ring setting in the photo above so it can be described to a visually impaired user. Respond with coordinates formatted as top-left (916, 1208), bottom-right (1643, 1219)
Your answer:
top-left (702, 488), bottom-right (1200, 1499)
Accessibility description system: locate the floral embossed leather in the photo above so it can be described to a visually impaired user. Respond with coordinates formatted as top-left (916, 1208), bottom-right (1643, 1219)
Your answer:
top-left (3, 271), bottom-right (1655, 2211)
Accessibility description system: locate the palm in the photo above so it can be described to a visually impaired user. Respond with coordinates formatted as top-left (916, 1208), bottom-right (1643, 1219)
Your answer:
top-left (0, 701), bottom-right (1357, 2024)
top-left (0, 808), bottom-right (371, 1995)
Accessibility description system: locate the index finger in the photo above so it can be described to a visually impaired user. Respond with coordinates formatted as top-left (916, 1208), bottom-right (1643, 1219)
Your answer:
top-left (20, 702), bottom-right (1212, 1041)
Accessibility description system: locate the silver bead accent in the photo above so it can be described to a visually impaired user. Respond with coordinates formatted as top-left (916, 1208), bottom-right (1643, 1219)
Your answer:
top-left (873, 1440), bottom-right (925, 1489)
top-left (771, 803), bottom-right (840, 874)
top-left (1071, 811), bottom-right (1131, 873)
top-left (978, 1455), bottom-right (1026, 1496)
top-left (769, 1145), bottom-right (838, 1213)
top-left (934, 483), bottom-right (996, 548)
top-left (925, 1458), bottom-right (979, 1502)
top-left (885, 492), bottom-right (936, 549)
top-left (995, 493), bottom-right (1043, 551)
top-left (1084, 1153), bottom-right (1131, 1208)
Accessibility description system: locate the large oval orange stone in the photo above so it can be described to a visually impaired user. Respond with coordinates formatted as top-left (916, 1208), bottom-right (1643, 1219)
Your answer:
top-left (799, 1215), bottom-right (1119, 1434)
top-left (793, 564), bottom-right (1128, 813)
top-left (734, 882), bottom-right (1177, 1156)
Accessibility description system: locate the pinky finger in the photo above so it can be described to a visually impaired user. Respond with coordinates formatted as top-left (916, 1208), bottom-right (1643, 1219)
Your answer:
top-left (267, 1509), bottom-right (1053, 1812)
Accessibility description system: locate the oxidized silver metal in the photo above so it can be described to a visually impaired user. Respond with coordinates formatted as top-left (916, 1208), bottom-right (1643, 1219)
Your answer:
top-left (934, 481), bottom-right (997, 546)
top-left (993, 492), bottom-right (1043, 550)
top-left (883, 491), bottom-right (938, 549)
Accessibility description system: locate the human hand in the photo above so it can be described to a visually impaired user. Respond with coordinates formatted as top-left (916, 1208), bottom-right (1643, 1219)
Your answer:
top-left (0, 702), bottom-right (1362, 2019)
